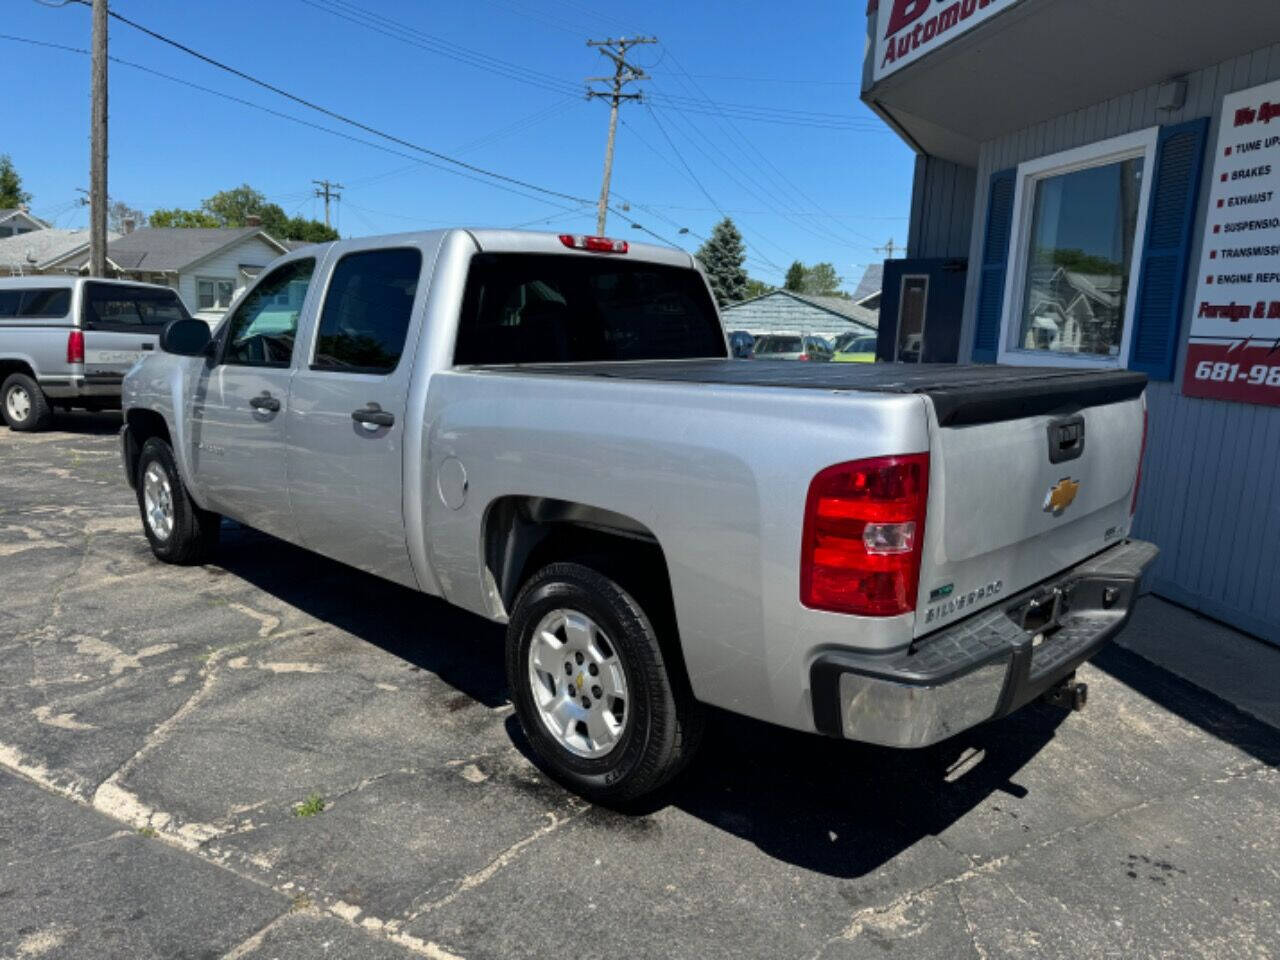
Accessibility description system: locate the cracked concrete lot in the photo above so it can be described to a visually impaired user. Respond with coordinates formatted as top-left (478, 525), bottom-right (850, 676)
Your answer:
top-left (2, 413), bottom-right (1278, 960)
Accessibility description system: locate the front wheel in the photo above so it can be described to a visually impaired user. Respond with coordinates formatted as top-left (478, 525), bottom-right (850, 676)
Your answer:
top-left (136, 437), bottom-right (221, 564)
top-left (506, 562), bottom-right (702, 804)
top-left (1, 373), bottom-right (53, 432)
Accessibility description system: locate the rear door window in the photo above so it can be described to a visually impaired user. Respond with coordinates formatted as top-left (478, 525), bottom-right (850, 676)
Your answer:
top-left (455, 254), bottom-right (725, 364)
top-left (312, 248), bottom-right (422, 374)
top-left (83, 283), bottom-right (189, 331)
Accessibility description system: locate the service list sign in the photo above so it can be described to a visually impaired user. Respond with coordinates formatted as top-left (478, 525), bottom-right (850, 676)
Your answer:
top-left (1184, 78), bottom-right (1280, 406)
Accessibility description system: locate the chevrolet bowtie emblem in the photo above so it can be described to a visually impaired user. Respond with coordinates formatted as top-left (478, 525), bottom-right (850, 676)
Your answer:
top-left (1044, 477), bottom-right (1080, 516)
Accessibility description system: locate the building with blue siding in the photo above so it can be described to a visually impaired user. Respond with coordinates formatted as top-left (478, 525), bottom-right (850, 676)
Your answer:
top-left (861, 0), bottom-right (1280, 646)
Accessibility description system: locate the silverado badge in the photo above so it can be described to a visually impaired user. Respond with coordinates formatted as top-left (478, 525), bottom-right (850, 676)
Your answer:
top-left (1043, 477), bottom-right (1081, 516)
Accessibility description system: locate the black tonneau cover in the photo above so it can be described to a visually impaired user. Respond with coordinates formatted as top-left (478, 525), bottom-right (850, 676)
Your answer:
top-left (469, 360), bottom-right (1147, 427)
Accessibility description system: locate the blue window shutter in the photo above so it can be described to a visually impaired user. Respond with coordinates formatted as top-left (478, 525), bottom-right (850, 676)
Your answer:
top-left (1129, 118), bottom-right (1210, 379)
top-left (973, 168), bottom-right (1016, 363)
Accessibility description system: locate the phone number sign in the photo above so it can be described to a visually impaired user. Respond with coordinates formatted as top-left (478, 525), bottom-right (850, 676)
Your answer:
top-left (1184, 78), bottom-right (1280, 405)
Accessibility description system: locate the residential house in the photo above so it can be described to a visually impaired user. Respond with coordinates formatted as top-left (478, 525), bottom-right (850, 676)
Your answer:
top-left (53, 227), bottom-right (289, 324)
top-left (0, 228), bottom-right (118, 277)
top-left (0, 207), bottom-right (49, 238)
top-left (851, 263), bottom-right (884, 311)
top-left (721, 289), bottom-right (879, 341)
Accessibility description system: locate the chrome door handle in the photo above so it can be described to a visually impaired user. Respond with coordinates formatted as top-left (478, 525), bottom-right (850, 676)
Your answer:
top-left (351, 403), bottom-right (394, 427)
top-left (249, 392), bottom-right (280, 412)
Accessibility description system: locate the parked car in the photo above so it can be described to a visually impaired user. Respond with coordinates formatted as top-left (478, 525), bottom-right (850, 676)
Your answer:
top-left (121, 229), bottom-right (1156, 802)
top-left (832, 332), bottom-right (878, 363)
top-left (0, 276), bottom-right (191, 431)
top-left (750, 333), bottom-right (833, 361)
top-left (726, 329), bottom-right (754, 358)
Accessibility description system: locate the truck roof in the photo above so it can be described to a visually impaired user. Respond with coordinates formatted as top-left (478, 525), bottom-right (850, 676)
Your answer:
top-left (298, 228), bottom-right (697, 271)
top-left (0, 275), bottom-right (176, 291)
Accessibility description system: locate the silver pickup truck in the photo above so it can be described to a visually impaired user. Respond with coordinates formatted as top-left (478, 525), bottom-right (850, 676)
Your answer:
top-left (120, 229), bottom-right (1157, 801)
top-left (0, 276), bottom-right (192, 431)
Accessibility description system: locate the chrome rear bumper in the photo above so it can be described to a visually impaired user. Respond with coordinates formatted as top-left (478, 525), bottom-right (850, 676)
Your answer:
top-left (810, 540), bottom-right (1159, 748)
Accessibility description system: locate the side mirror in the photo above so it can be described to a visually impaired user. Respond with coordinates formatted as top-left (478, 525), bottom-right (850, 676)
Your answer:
top-left (160, 318), bottom-right (213, 357)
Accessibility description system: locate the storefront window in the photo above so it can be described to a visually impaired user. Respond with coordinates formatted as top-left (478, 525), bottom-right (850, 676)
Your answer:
top-left (1000, 129), bottom-right (1158, 368)
top-left (1016, 160), bottom-right (1144, 357)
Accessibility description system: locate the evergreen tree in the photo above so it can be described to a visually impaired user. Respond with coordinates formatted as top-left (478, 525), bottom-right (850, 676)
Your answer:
top-left (0, 155), bottom-right (31, 209)
top-left (695, 217), bottom-right (749, 306)
top-left (784, 261), bottom-right (806, 292)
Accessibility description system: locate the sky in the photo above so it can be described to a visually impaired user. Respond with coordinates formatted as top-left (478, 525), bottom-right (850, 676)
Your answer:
top-left (2, 0), bottom-right (915, 291)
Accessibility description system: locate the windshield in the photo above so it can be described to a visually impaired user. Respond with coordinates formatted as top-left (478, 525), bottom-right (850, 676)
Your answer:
top-left (455, 254), bottom-right (726, 364)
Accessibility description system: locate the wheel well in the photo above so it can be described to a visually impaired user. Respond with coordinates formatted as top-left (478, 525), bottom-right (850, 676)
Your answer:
top-left (123, 409), bottom-right (172, 488)
top-left (484, 496), bottom-right (691, 693)
top-left (0, 359), bottom-right (36, 383)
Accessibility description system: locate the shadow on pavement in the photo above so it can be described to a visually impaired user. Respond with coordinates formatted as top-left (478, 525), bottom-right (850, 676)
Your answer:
top-left (1090, 643), bottom-right (1280, 769)
top-left (213, 522), bottom-right (508, 709)
top-left (207, 523), bottom-right (1279, 881)
top-left (47, 410), bottom-right (124, 436)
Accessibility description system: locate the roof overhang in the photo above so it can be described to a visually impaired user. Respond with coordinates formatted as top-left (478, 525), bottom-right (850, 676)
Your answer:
top-left (862, 0), bottom-right (1280, 166)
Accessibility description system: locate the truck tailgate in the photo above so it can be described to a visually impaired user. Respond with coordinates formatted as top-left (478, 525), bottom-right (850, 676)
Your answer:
top-left (917, 388), bottom-right (1146, 637)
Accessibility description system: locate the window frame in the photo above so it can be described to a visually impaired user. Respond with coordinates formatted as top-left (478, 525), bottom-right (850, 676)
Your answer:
top-left (895, 273), bottom-right (930, 364)
top-left (195, 275), bottom-right (237, 313)
top-left (307, 246), bottom-right (423, 378)
top-left (998, 127), bottom-right (1159, 370)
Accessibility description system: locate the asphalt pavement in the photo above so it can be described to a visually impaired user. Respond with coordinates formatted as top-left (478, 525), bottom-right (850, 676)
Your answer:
top-left (1, 412), bottom-right (1277, 960)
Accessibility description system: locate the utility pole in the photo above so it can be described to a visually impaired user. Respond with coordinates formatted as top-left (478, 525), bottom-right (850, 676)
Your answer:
top-left (89, 0), bottom-right (108, 278)
top-left (312, 179), bottom-right (344, 229)
top-left (586, 36), bottom-right (656, 235)
top-left (873, 237), bottom-right (900, 260)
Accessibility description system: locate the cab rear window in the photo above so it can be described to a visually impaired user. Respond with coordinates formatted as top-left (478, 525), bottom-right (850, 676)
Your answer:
top-left (84, 282), bottom-right (190, 330)
top-left (454, 253), bottom-right (726, 365)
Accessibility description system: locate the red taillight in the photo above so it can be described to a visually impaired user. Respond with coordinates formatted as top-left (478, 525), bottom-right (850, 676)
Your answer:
top-left (801, 454), bottom-right (929, 617)
top-left (66, 329), bottom-right (84, 365)
top-left (559, 234), bottom-right (628, 254)
top-left (798, 354), bottom-right (810, 361)
top-left (1131, 408), bottom-right (1148, 516)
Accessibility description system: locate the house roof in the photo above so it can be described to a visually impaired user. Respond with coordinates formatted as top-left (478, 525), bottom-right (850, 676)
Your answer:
top-left (852, 263), bottom-right (883, 303)
top-left (0, 228), bottom-right (118, 271)
top-left (56, 227), bottom-right (288, 272)
top-left (0, 208), bottom-right (51, 229)
top-left (721, 289), bottom-right (879, 334)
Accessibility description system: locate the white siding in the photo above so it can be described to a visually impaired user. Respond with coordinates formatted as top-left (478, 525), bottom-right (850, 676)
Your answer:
top-left (177, 235), bottom-right (284, 325)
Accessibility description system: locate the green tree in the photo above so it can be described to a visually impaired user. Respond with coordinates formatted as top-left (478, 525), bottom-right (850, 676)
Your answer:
top-left (695, 217), bottom-right (749, 306)
top-left (804, 262), bottom-right (844, 297)
top-left (743, 277), bottom-right (774, 300)
top-left (150, 207), bottom-right (220, 228)
top-left (153, 184), bottom-right (338, 242)
top-left (784, 261), bottom-right (806, 292)
top-left (202, 184), bottom-right (270, 227)
top-left (0, 154), bottom-right (31, 209)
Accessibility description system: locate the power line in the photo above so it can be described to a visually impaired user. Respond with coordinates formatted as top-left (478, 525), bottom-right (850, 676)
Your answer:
top-left (54, 1), bottom-right (594, 208)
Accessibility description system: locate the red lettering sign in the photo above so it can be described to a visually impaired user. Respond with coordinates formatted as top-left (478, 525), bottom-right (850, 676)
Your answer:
top-left (885, 0), bottom-right (931, 36)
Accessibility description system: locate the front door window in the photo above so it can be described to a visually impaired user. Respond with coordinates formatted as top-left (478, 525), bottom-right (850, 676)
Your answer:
top-left (221, 258), bottom-right (316, 367)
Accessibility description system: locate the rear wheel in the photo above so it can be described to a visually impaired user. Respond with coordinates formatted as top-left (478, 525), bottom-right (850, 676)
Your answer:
top-left (2, 373), bottom-right (53, 432)
top-left (136, 437), bottom-right (220, 564)
top-left (506, 561), bottom-right (702, 803)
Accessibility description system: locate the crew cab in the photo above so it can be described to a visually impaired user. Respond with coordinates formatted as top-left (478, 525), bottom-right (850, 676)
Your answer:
top-left (0, 276), bottom-right (191, 431)
top-left (120, 229), bottom-right (1157, 801)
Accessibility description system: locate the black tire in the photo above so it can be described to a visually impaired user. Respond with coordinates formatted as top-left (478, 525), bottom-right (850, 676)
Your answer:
top-left (1, 372), bottom-right (53, 432)
top-left (135, 437), bottom-right (220, 564)
top-left (506, 561), bottom-right (702, 804)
